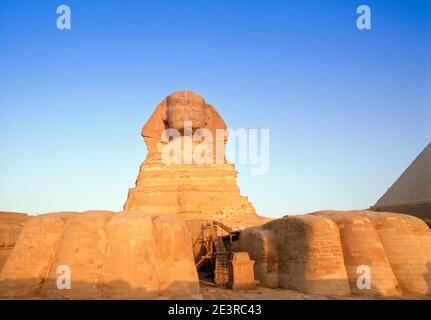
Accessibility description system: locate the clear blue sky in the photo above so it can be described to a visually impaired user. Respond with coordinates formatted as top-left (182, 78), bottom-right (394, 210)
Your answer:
top-left (0, 0), bottom-right (430, 217)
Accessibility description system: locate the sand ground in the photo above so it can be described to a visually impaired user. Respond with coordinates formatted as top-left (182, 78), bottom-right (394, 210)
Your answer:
top-left (198, 282), bottom-right (431, 300)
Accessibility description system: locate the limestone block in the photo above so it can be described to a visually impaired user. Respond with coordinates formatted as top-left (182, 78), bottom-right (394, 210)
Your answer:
top-left (152, 215), bottom-right (199, 297)
top-left (312, 211), bottom-right (401, 296)
top-left (0, 224), bottom-right (23, 249)
top-left (265, 215), bottom-right (351, 296)
top-left (228, 210), bottom-right (431, 297)
top-left (0, 212), bottom-right (30, 272)
top-left (0, 212), bottom-right (30, 247)
top-left (235, 227), bottom-right (278, 288)
top-left (0, 210), bottom-right (201, 299)
top-left (42, 211), bottom-right (113, 299)
top-left (0, 214), bottom-right (67, 298)
top-left (367, 212), bottom-right (431, 295)
top-left (0, 251), bottom-right (10, 275)
top-left (124, 162), bottom-right (265, 230)
top-left (403, 214), bottom-right (431, 263)
top-left (103, 212), bottom-right (160, 299)
top-left (227, 252), bottom-right (256, 290)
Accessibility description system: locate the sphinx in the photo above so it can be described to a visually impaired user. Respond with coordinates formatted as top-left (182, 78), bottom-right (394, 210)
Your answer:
top-left (124, 90), bottom-right (269, 229)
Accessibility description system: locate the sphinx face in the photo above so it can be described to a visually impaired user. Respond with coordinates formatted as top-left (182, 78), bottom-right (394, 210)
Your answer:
top-left (166, 91), bottom-right (208, 134)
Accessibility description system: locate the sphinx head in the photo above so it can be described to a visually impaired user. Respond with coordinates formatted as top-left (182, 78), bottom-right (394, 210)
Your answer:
top-left (141, 90), bottom-right (227, 162)
top-left (162, 90), bottom-right (210, 135)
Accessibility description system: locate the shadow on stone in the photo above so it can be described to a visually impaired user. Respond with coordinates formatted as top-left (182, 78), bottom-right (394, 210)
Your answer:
top-left (0, 278), bottom-right (202, 300)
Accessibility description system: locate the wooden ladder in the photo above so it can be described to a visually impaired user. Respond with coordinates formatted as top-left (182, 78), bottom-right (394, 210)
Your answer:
top-left (211, 224), bottom-right (229, 286)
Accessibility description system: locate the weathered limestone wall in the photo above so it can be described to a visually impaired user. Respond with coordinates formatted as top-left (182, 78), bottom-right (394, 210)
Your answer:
top-left (152, 215), bottom-right (200, 297)
top-left (234, 228), bottom-right (279, 288)
top-left (125, 163), bottom-right (266, 230)
top-left (0, 214), bottom-right (68, 297)
top-left (237, 210), bottom-right (431, 297)
top-left (265, 215), bottom-right (350, 296)
top-left (0, 212), bottom-right (30, 273)
top-left (0, 211), bottom-right (199, 299)
top-left (313, 212), bottom-right (401, 296)
top-left (103, 213), bottom-right (160, 299)
top-left (43, 211), bottom-right (112, 299)
top-left (367, 213), bottom-right (431, 295)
